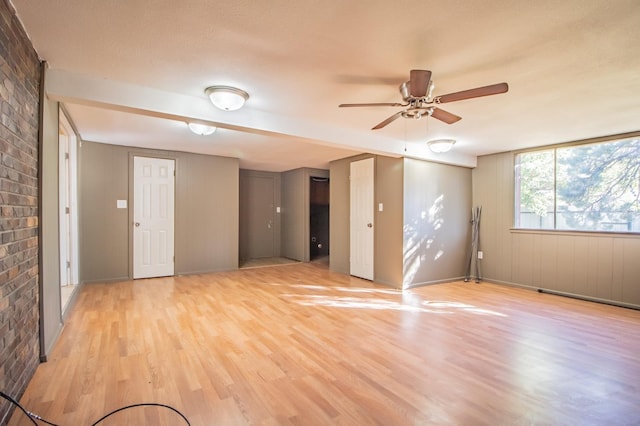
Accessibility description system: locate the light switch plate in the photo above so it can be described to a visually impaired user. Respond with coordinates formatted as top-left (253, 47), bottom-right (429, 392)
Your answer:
top-left (117, 199), bottom-right (127, 209)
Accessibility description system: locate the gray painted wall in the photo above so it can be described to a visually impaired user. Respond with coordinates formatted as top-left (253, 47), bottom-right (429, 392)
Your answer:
top-left (281, 168), bottom-right (305, 261)
top-left (41, 84), bottom-right (63, 359)
top-left (79, 142), bottom-right (239, 282)
top-left (473, 152), bottom-right (640, 308)
top-left (403, 159), bottom-right (472, 287)
top-left (374, 156), bottom-right (404, 287)
top-left (174, 152), bottom-right (239, 274)
top-left (79, 142), bottom-right (130, 281)
top-left (330, 154), bottom-right (472, 288)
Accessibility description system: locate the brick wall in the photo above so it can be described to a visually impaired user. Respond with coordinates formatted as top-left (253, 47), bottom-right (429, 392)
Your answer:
top-left (0, 0), bottom-right (41, 422)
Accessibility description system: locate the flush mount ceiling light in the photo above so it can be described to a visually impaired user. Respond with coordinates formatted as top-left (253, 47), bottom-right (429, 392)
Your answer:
top-left (187, 122), bottom-right (216, 135)
top-left (428, 139), bottom-right (456, 153)
top-left (205, 86), bottom-right (249, 111)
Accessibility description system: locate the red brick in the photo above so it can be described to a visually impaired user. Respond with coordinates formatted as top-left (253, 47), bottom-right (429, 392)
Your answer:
top-left (0, 0), bottom-right (41, 422)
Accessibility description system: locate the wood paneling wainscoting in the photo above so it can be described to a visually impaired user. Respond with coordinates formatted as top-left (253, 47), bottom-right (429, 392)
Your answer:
top-left (11, 263), bottom-right (640, 425)
top-left (472, 152), bottom-right (640, 309)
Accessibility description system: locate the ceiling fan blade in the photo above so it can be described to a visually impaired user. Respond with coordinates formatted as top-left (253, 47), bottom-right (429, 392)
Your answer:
top-left (372, 111), bottom-right (403, 130)
top-left (436, 82), bottom-right (509, 104)
top-left (339, 102), bottom-right (405, 107)
top-left (431, 108), bottom-right (462, 124)
top-left (409, 69), bottom-right (431, 98)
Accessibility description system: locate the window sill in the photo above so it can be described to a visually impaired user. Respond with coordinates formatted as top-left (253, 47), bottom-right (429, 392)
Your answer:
top-left (510, 228), bottom-right (640, 238)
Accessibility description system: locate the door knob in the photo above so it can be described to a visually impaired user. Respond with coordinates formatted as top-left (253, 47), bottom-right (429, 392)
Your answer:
top-left (367, 223), bottom-right (373, 228)
top-left (134, 222), bottom-right (140, 227)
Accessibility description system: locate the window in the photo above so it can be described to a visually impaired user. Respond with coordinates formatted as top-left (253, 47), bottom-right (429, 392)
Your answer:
top-left (515, 137), bottom-right (640, 232)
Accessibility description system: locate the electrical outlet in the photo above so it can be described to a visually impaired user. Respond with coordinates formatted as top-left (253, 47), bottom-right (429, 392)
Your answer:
top-left (477, 251), bottom-right (484, 260)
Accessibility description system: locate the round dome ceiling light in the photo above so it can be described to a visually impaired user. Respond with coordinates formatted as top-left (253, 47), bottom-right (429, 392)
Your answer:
top-left (428, 139), bottom-right (456, 153)
top-left (188, 122), bottom-right (216, 135)
top-left (205, 86), bottom-right (249, 111)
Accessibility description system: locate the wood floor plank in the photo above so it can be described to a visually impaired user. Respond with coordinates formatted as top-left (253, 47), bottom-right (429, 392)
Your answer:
top-left (9, 262), bottom-right (640, 425)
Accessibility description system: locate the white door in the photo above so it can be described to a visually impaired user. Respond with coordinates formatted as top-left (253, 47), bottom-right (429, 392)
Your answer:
top-left (58, 110), bottom-right (79, 293)
top-left (133, 156), bottom-right (175, 279)
top-left (59, 129), bottom-right (72, 286)
top-left (350, 158), bottom-right (374, 280)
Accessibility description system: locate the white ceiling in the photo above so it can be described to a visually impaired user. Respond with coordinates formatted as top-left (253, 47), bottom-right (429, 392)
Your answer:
top-left (11, 0), bottom-right (640, 171)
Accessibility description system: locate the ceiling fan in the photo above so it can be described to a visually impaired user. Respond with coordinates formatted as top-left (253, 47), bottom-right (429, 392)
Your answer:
top-left (339, 70), bottom-right (508, 130)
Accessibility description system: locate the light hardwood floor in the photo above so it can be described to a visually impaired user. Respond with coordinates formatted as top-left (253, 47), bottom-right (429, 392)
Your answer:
top-left (239, 257), bottom-right (301, 269)
top-left (10, 262), bottom-right (640, 425)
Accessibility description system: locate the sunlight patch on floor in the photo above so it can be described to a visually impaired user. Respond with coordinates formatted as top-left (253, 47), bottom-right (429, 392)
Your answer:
top-left (283, 294), bottom-right (444, 312)
top-left (280, 292), bottom-right (507, 316)
top-left (265, 282), bottom-right (402, 295)
top-left (422, 301), bottom-right (508, 317)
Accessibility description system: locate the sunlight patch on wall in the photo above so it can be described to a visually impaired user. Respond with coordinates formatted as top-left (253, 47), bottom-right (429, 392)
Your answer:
top-left (403, 193), bottom-right (447, 287)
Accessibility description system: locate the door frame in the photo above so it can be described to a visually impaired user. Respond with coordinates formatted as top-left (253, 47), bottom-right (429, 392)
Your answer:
top-left (128, 153), bottom-right (177, 279)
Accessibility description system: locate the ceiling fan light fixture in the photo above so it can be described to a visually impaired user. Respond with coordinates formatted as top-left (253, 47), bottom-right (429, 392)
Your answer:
top-left (205, 86), bottom-right (249, 111)
top-left (188, 122), bottom-right (216, 135)
top-left (428, 139), bottom-right (456, 153)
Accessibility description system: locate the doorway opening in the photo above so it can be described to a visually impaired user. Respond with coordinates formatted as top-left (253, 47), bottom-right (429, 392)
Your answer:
top-left (239, 170), bottom-right (282, 268)
top-left (310, 176), bottom-right (329, 262)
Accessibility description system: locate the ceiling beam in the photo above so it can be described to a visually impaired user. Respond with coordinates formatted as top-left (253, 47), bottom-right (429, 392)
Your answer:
top-left (45, 67), bottom-right (477, 167)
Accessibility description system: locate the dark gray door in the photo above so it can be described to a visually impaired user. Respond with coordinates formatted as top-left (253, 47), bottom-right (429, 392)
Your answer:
top-left (240, 175), bottom-right (276, 259)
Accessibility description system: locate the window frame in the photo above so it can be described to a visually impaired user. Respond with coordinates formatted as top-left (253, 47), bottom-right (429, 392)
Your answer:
top-left (513, 132), bottom-right (640, 235)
